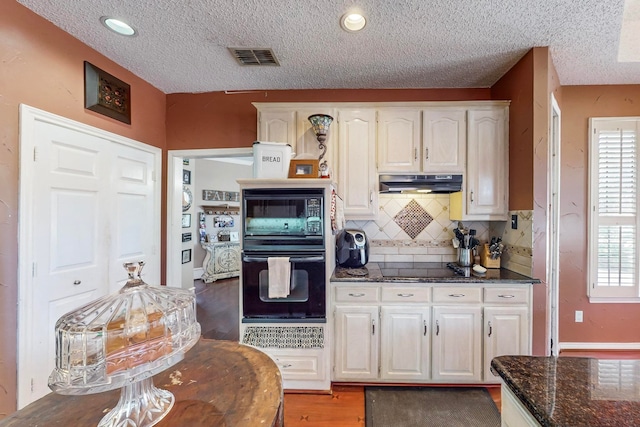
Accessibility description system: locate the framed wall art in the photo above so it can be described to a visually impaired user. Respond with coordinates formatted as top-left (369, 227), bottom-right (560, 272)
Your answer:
top-left (181, 249), bottom-right (192, 264)
top-left (183, 169), bottom-right (191, 185)
top-left (182, 213), bottom-right (191, 228)
top-left (84, 61), bottom-right (131, 124)
top-left (182, 232), bottom-right (192, 242)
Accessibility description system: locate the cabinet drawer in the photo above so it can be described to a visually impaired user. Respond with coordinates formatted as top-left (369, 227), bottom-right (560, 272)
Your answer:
top-left (269, 349), bottom-right (324, 381)
top-left (381, 287), bottom-right (430, 303)
top-left (484, 287), bottom-right (529, 304)
top-left (335, 286), bottom-right (379, 303)
top-left (432, 287), bottom-right (482, 303)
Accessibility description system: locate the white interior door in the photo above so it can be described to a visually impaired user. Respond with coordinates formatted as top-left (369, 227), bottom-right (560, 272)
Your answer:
top-left (18, 105), bottom-right (161, 408)
top-left (109, 144), bottom-right (159, 292)
top-left (29, 120), bottom-right (110, 404)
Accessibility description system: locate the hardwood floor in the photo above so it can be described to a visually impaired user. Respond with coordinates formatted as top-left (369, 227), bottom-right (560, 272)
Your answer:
top-left (195, 278), bottom-right (501, 426)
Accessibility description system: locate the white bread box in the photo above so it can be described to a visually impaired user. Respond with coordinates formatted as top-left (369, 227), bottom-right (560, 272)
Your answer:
top-left (252, 141), bottom-right (293, 178)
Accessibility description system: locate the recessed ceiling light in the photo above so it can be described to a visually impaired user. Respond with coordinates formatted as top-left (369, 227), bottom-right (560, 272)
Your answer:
top-left (341, 12), bottom-right (366, 32)
top-left (100, 16), bottom-right (137, 36)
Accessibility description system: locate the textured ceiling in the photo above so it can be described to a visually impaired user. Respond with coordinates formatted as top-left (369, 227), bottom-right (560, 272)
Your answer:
top-left (16, 0), bottom-right (639, 94)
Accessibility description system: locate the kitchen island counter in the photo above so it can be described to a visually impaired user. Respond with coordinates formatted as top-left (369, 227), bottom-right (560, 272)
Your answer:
top-left (331, 262), bottom-right (539, 284)
top-left (491, 355), bottom-right (640, 426)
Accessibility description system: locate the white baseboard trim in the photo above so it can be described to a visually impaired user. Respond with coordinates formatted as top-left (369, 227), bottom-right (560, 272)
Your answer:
top-left (193, 267), bottom-right (204, 280)
top-left (559, 342), bottom-right (640, 351)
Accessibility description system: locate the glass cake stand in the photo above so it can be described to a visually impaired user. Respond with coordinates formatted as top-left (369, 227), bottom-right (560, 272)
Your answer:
top-left (48, 262), bottom-right (201, 427)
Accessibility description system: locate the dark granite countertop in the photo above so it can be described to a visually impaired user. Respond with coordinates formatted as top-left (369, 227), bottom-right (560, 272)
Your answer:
top-left (331, 262), bottom-right (539, 284)
top-left (491, 355), bottom-right (640, 426)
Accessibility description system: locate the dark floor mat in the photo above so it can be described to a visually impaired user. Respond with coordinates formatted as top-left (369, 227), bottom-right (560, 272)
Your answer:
top-left (365, 386), bottom-right (501, 427)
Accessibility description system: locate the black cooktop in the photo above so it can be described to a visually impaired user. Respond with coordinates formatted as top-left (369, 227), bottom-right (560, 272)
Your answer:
top-left (378, 262), bottom-right (471, 279)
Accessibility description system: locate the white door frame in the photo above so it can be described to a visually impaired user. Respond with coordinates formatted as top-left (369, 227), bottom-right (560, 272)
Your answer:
top-left (166, 148), bottom-right (252, 288)
top-left (17, 104), bottom-right (162, 408)
top-left (546, 94), bottom-right (561, 356)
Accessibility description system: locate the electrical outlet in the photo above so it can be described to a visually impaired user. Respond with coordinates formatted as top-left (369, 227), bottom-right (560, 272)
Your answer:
top-left (511, 214), bottom-right (518, 229)
top-left (575, 310), bottom-right (583, 323)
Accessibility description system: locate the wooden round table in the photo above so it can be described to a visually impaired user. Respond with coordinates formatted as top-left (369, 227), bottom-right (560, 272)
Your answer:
top-left (0, 339), bottom-right (283, 427)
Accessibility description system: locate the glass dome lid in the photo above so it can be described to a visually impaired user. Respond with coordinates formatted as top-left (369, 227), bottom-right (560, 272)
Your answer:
top-left (48, 261), bottom-right (201, 427)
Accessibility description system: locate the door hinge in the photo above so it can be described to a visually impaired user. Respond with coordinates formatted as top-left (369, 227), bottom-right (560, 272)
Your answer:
top-left (33, 147), bottom-right (38, 162)
top-left (31, 378), bottom-right (34, 392)
top-left (32, 262), bottom-right (37, 278)
top-left (152, 170), bottom-right (157, 182)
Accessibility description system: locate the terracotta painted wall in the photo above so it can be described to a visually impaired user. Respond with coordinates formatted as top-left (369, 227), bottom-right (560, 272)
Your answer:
top-left (166, 89), bottom-right (491, 150)
top-left (0, 2), bottom-right (166, 416)
top-left (490, 47), bottom-right (555, 355)
top-left (559, 85), bottom-right (640, 344)
top-left (491, 50), bottom-right (535, 211)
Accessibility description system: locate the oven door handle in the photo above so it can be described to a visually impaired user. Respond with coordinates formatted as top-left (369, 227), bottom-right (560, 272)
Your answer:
top-left (242, 255), bottom-right (325, 263)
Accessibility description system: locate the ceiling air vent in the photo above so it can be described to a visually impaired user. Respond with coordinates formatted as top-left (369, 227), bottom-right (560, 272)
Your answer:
top-left (228, 48), bottom-right (280, 66)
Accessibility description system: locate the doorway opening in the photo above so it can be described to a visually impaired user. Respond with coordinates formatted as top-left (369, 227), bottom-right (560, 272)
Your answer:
top-left (547, 93), bottom-right (561, 356)
top-left (166, 148), bottom-right (252, 288)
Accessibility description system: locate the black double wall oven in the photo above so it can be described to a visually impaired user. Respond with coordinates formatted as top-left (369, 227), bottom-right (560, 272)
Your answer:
top-left (241, 188), bottom-right (326, 322)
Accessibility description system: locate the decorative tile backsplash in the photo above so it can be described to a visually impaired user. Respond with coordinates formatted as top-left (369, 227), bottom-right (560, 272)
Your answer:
top-left (343, 195), bottom-right (534, 275)
top-left (345, 193), bottom-right (490, 263)
top-left (490, 210), bottom-right (533, 276)
top-left (393, 199), bottom-right (434, 239)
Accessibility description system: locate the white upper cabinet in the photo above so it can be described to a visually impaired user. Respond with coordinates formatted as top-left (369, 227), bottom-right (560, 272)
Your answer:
top-left (257, 109), bottom-right (296, 145)
top-left (377, 109), bottom-right (422, 172)
top-left (422, 109), bottom-right (466, 173)
top-left (256, 106), bottom-right (338, 176)
top-left (337, 108), bottom-right (378, 219)
top-left (377, 108), bottom-right (466, 174)
top-left (450, 105), bottom-right (509, 221)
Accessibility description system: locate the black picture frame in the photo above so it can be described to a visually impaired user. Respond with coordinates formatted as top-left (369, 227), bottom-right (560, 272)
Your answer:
top-left (84, 61), bottom-right (131, 124)
top-left (182, 232), bottom-right (192, 242)
top-left (182, 213), bottom-right (191, 228)
top-left (181, 249), bottom-right (192, 264)
top-left (183, 169), bottom-right (191, 184)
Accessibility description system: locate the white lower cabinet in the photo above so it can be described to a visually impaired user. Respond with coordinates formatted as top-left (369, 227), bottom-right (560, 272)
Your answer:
top-left (380, 306), bottom-right (431, 381)
top-left (334, 305), bottom-right (379, 380)
top-left (332, 283), bottom-right (531, 385)
top-left (501, 383), bottom-right (541, 427)
top-left (431, 306), bottom-right (482, 382)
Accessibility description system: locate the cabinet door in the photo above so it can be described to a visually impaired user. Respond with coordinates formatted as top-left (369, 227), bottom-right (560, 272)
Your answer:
top-left (334, 305), bottom-right (379, 380)
top-left (337, 109), bottom-right (378, 219)
top-left (422, 109), bottom-right (466, 173)
top-left (484, 306), bottom-right (530, 382)
top-left (432, 306), bottom-right (482, 382)
top-left (465, 107), bottom-right (508, 217)
top-left (377, 109), bottom-right (421, 173)
top-left (380, 306), bottom-right (430, 381)
top-left (257, 110), bottom-right (296, 145)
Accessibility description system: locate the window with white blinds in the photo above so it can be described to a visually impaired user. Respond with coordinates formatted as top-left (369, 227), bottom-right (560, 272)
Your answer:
top-left (589, 118), bottom-right (640, 301)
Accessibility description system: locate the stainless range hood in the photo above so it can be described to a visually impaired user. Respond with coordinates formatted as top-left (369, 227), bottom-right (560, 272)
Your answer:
top-left (379, 174), bottom-right (463, 194)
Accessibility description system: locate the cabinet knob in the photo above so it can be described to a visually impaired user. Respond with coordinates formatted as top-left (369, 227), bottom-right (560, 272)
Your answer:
top-left (372, 319), bottom-right (376, 335)
top-left (425, 147), bottom-right (429, 160)
top-left (470, 191), bottom-right (474, 203)
top-left (488, 321), bottom-right (493, 337)
top-left (397, 293), bottom-right (414, 298)
top-left (423, 320), bottom-right (427, 336)
top-left (448, 293), bottom-right (465, 298)
top-left (348, 293), bottom-right (366, 298)
top-left (73, 280), bottom-right (81, 285)
top-left (414, 147), bottom-right (418, 161)
top-left (498, 294), bottom-right (515, 299)
top-left (436, 320), bottom-right (440, 336)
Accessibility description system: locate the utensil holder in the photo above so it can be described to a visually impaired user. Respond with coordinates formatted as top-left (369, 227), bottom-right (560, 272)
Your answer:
top-left (457, 248), bottom-right (472, 267)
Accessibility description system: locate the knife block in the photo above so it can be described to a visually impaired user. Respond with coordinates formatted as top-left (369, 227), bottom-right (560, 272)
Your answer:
top-left (480, 243), bottom-right (501, 269)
